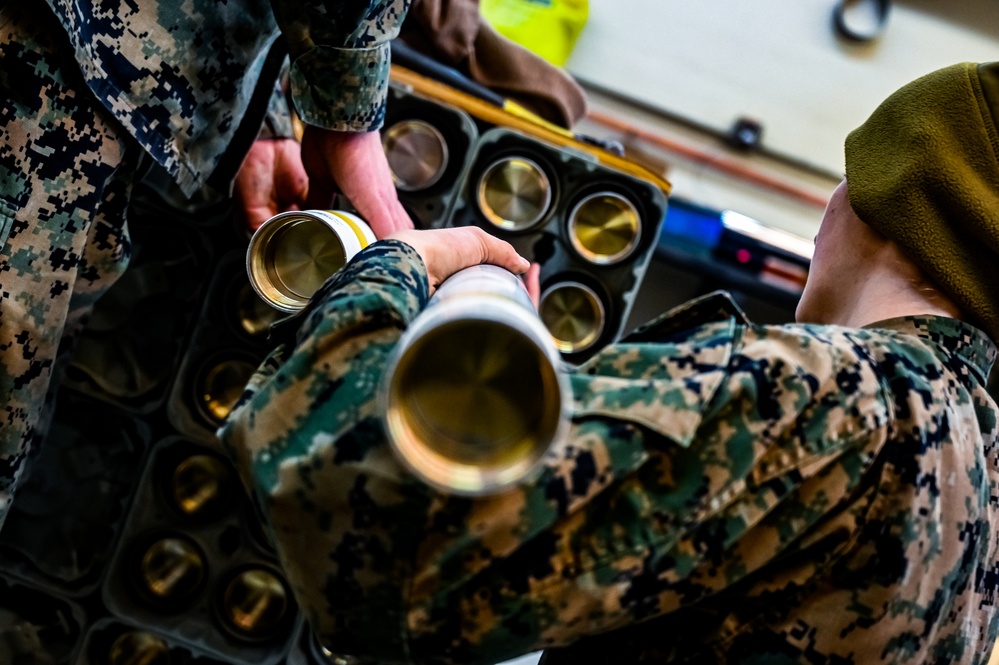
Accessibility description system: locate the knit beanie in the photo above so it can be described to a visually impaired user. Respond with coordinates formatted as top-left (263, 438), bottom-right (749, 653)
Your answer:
top-left (845, 62), bottom-right (999, 341)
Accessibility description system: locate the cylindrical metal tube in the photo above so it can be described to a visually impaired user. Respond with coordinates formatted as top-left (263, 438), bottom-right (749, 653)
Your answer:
top-left (247, 210), bottom-right (376, 312)
top-left (567, 192), bottom-right (642, 265)
top-left (381, 265), bottom-right (570, 495)
top-left (539, 281), bottom-right (607, 353)
top-left (382, 119), bottom-right (449, 191)
top-left (476, 156), bottom-right (552, 231)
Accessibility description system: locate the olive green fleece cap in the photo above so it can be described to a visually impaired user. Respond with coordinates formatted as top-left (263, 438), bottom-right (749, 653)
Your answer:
top-left (845, 62), bottom-right (999, 341)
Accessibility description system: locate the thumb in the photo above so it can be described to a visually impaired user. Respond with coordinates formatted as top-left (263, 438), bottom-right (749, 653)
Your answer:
top-left (472, 229), bottom-right (531, 275)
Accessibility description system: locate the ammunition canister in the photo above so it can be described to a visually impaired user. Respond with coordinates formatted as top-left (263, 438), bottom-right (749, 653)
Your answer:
top-left (218, 568), bottom-right (289, 639)
top-left (568, 192), bottom-right (642, 265)
top-left (382, 119), bottom-right (450, 191)
top-left (170, 454), bottom-right (233, 521)
top-left (136, 536), bottom-right (206, 607)
top-left (107, 631), bottom-right (171, 665)
top-left (476, 156), bottom-right (552, 231)
top-left (247, 210), bottom-right (375, 312)
top-left (195, 356), bottom-right (257, 425)
top-left (539, 281), bottom-right (607, 353)
top-left (382, 265), bottom-right (570, 495)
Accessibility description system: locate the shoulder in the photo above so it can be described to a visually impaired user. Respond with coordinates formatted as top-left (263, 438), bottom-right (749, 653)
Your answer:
top-left (709, 323), bottom-right (896, 449)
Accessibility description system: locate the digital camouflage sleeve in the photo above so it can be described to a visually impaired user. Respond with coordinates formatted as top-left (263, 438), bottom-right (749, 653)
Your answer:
top-left (220, 242), bottom-right (999, 664)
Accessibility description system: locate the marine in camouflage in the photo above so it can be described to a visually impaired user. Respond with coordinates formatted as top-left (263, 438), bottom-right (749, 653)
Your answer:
top-left (0, 0), bottom-right (410, 529)
top-left (42, 0), bottom-right (410, 196)
top-left (0, 3), bottom-right (132, 528)
top-left (220, 241), bottom-right (999, 664)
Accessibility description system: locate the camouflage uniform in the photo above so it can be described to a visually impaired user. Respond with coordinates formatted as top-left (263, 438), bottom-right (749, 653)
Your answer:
top-left (0, 0), bottom-right (409, 529)
top-left (221, 242), bottom-right (999, 664)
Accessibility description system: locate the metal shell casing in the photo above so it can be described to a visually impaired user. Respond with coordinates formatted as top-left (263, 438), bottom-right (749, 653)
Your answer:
top-left (476, 156), bottom-right (553, 231)
top-left (169, 454), bottom-right (234, 522)
top-left (217, 568), bottom-right (289, 640)
top-left (381, 264), bottom-right (570, 495)
top-left (194, 356), bottom-right (257, 425)
top-left (568, 192), bottom-right (643, 265)
top-left (539, 281), bottom-right (607, 353)
top-left (246, 210), bottom-right (376, 313)
top-left (382, 119), bottom-right (450, 191)
top-left (135, 536), bottom-right (206, 607)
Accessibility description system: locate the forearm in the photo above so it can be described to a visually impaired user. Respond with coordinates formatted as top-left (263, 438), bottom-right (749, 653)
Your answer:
top-left (220, 239), bottom-right (431, 660)
top-left (271, 0), bottom-right (410, 131)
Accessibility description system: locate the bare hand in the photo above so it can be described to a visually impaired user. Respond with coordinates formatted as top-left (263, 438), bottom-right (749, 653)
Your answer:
top-left (301, 127), bottom-right (414, 239)
top-left (388, 227), bottom-right (531, 295)
top-left (233, 138), bottom-right (309, 233)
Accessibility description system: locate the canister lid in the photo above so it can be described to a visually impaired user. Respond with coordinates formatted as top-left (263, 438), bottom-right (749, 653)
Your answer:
top-left (382, 120), bottom-right (449, 191)
top-left (196, 356), bottom-right (256, 424)
top-left (477, 157), bottom-right (552, 231)
top-left (568, 192), bottom-right (642, 264)
top-left (540, 281), bottom-right (606, 353)
top-left (219, 568), bottom-right (289, 638)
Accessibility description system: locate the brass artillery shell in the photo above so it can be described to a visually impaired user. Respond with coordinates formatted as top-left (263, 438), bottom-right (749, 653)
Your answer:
top-left (137, 536), bottom-right (205, 605)
top-left (539, 281), bottom-right (606, 353)
top-left (382, 119), bottom-right (449, 191)
top-left (219, 568), bottom-right (289, 638)
top-left (568, 192), bottom-right (642, 264)
top-left (107, 631), bottom-right (170, 665)
top-left (170, 454), bottom-right (233, 521)
top-left (195, 356), bottom-right (256, 425)
top-left (476, 156), bottom-right (552, 230)
top-left (247, 211), bottom-right (375, 312)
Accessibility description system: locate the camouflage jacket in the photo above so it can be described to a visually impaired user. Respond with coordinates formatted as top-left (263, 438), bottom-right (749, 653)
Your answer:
top-left (42, 0), bottom-right (409, 196)
top-left (220, 241), bottom-right (999, 664)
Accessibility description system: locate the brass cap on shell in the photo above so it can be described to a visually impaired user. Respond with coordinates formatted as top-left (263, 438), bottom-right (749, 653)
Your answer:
top-left (170, 454), bottom-right (233, 520)
top-left (568, 192), bottom-right (642, 264)
top-left (219, 568), bottom-right (289, 638)
top-left (382, 119), bottom-right (449, 191)
top-left (539, 282), bottom-right (606, 353)
top-left (477, 157), bottom-right (552, 230)
top-left (138, 536), bottom-right (206, 604)
top-left (196, 357), bottom-right (256, 424)
top-left (107, 631), bottom-right (170, 665)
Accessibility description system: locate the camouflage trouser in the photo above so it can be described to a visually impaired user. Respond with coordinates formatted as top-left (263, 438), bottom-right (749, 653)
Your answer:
top-left (0, 2), bottom-right (135, 529)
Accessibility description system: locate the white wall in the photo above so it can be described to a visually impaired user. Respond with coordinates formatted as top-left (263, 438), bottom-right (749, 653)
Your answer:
top-left (563, 0), bottom-right (999, 239)
top-left (568, 0), bottom-right (999, 175)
